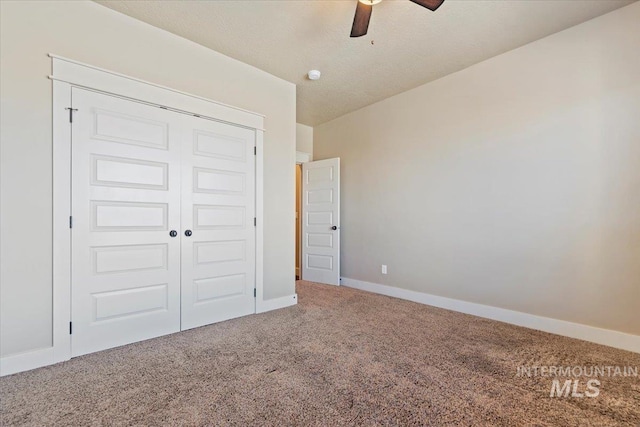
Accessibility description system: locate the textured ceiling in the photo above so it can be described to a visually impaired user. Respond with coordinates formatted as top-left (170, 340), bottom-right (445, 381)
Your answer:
top-left (96, 0), bottom-right (634, 126)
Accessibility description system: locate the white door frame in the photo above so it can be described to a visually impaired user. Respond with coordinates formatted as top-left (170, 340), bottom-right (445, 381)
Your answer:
top-left (51, 55), bottom-right (265, 365)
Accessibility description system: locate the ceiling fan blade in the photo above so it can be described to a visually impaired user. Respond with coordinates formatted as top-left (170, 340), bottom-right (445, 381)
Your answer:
top-left (350, 2), bottom-right (373, 38)
top-left (409, 0), bottom-right (445, 12)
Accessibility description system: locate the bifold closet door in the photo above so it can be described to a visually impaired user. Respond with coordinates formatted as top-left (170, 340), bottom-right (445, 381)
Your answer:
top-left (71, 88), bottom-right (182, 357)
top-left (180, 115), bottom-right (256, 330)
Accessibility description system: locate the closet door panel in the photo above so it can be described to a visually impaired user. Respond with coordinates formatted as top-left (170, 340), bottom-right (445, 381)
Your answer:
top-left (71, 88), bottom-right (182, 357)
top-left (180, 117), bottom-right (256, 330)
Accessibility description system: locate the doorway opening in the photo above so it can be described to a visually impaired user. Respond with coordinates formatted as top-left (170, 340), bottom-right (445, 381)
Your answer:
top-left (295, 164), bottom-right (302, 280)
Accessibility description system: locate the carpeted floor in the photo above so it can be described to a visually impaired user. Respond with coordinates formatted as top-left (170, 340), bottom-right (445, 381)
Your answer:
top-left (1, 281), bottom-right (639, 426)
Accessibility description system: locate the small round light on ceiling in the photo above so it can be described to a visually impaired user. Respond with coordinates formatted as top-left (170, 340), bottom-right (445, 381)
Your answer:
top-left (359, 0), bottom-right (382, 4)
top-left (308, 70), bottom-right (321, 81)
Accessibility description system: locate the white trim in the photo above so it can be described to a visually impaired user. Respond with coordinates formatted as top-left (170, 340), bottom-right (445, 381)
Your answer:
top-left (341, 277), bottom-right (640, 354)
top-left (0, 347), bottom-right (56, 377)
top-left (255, 130), bottom-right (266, 313)
top-left (48, 54), bottom-right (264, 118)
top-left (52, 78), bottom-right (72, 365)
top-left (256, 294), bottom-right (298, 314)
top-left (296, 151), bottom-right (311, 164)
top-left (48, 55), bottom-right (264, 131)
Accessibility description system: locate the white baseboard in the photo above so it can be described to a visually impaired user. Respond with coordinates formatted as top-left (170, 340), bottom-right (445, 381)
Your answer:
top-left (1, 295), bottom-right (298, 377)
top-left (341, 277), bottom-right (640, 354)
top-left (256, 293), bottom-right (298, 314)
top-left (0, 346), bottom-right (57, 377)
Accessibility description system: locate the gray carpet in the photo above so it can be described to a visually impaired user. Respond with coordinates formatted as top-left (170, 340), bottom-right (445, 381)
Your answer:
top-left (1, 281), bottom-right (639, 426)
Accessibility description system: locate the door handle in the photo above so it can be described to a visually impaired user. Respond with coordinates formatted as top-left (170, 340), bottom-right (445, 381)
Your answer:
top-left (331, 226), bottom-right (338, 230)
top-left (169, 230), bottom-right (177, 237)
top-left (185, 230), bottom-right (193, 237)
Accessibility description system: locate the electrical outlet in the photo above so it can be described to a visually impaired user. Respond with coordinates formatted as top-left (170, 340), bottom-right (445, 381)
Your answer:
top-left (381, 264), bottom-right (387, 275)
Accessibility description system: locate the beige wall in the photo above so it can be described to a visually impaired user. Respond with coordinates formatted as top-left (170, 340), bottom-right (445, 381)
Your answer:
top-left (296, 123), bottom-right (313, 158)
top-left (0, 1), bottom-right (296, 357)
top-left (315, 3), bottom-right (640, 336)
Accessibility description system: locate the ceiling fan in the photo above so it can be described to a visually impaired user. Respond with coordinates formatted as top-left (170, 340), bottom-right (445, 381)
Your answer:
top-left (350, 0), bottom-right (445, 37)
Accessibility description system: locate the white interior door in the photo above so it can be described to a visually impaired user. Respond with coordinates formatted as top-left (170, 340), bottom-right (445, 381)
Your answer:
top-left (302, 158), bottom-right (341, 285)
top-left (180, 115), bottom-right (256, 330)
top-left (71, 88), bottom-right (182, 356)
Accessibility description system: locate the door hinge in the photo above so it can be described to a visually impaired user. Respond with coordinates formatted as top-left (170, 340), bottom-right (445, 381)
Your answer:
top-left (254, 217), bottom-right (257, 227)
top-left (69, 216), bottom-right (73, 229)
top-left (254, 288), bottom-right (256, 298)
top-left (69, 322), bottom-right (72, 335)
top-left (65, 107), bottom-right (78, 123)
top-left (254, 146), bottom-right (257, 155)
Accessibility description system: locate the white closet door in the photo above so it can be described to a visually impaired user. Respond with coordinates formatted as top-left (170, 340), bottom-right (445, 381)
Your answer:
top-left (71, 88), bottom-right (182, 356)
top-left (302, 158), bottom-right (341, 285)
top-left (180, 115), bottom-right (256, 330)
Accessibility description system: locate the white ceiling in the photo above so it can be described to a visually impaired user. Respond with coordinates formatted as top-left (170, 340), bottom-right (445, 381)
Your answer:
top-left (96, 0), bottom-right (634, 126)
